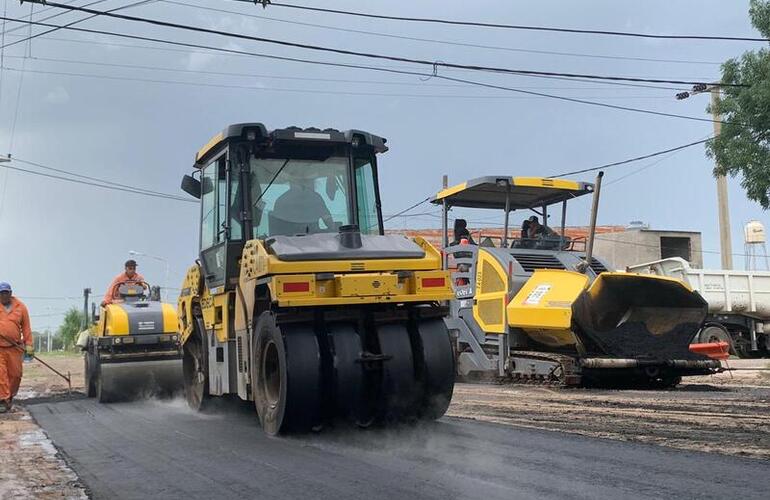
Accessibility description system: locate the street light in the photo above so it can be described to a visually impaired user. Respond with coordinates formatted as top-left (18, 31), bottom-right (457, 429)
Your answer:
top-left (0, 155), bottom-right (10, 163)
top-left (128, 250), bottom-right (170, 301)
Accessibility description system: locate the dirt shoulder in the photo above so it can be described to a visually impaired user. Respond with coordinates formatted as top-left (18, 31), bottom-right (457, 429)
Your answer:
top-left (0, 352), bottom-right (87, 499)
top-left (448, 368), bottom-right (770, 460)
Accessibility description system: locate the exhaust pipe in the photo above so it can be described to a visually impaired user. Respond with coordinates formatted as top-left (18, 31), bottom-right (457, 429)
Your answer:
top-left (578, 171), bottom-right (604, 274)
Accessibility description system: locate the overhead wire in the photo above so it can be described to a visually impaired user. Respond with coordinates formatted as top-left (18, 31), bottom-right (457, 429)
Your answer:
top-left (0, 64), bottom-right (678, 100)
top-left (1, 159), bottom-right (197, 203)
top-left (1, 53), bottom-right (688, 93)
top-left (2, 0), bottom-right (156, 50)
top-left (15, 2), bottom-right (745, 88)
top-left (254, 1), bottom-right (770, 42)
top-left (0, 17), bottom-right (739, 125)
top-left (550, 137), bottom-right (712, 177)
top-left (165, 0), bottom-right (722, 66)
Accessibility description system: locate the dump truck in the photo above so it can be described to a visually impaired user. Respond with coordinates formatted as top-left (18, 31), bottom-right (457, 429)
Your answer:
top-left (176, 123), bottom-right (455, 435)
top-left (82, 283), bottom-right (183, 402)
top-left (628, 257), bottom-right (770, 358)
top-left (432, 174), bottom-right (720, 387)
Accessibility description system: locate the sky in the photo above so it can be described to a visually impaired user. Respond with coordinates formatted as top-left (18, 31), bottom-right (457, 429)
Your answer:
top-left (0, 0), bottom-right (766, 331)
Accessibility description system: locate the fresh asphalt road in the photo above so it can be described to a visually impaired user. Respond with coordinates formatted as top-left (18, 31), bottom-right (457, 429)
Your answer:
top-left (28, 397), bottom-right (768, 500)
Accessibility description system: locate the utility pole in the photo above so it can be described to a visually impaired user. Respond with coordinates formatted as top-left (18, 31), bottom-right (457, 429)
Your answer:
top-left (677, 83), bottom-right (733, 269)
top-left (82, 288), bottom-right (91, 329)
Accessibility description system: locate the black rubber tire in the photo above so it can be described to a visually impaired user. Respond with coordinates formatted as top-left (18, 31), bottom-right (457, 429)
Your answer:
top-left (182, 318), bottom-right (209, 411)
top-left (735, 339), bottom-right (762, 359)
top-left (84, 349), bottom-right (97, 398)
top-left (328, 324), bottom-right (372, 426)
top-left (252, 312), bottom-right (322, 435)
top-left (698, 325), bottom-right (735, 355)
top-left (414, 319), bottom-right (455, 420)
top-left (377, 323), bottom-right (420, 421)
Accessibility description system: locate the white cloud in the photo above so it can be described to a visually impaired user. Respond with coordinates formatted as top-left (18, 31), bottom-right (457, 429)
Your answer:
top-left (45, 87), bottom-right (70, 104)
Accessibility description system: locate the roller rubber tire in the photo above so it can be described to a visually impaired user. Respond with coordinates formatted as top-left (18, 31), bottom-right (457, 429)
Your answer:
top-left (182, 318), bottom-right (209, 411)
top-left (414, 319), bottom-right (455, 420)
top-left (328, 324), bottom-right (372, 426)
top-left (378, 323), bottom-right (420, 421)
top-left (252, 312), bottom-right (323, 435)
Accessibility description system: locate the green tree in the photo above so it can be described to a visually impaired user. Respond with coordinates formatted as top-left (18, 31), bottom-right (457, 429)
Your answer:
top-left (707, 0), bottom-right (770, 208)
top-left (57, 307), bottom-right (85, 350)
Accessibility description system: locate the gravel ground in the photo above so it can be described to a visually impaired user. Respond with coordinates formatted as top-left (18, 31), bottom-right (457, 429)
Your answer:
top-left (448, 364), bottom-right (770, 460)
top-left (0, 353), bottom-right (87, 499)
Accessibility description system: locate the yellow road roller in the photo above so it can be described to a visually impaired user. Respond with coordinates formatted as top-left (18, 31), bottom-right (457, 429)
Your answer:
top-left (177, 123), bottom-right (455, 435)
top-left (83, 283), bottom-right (182, 402)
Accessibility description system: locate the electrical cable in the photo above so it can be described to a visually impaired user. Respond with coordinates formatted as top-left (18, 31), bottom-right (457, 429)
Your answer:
top-left (5, 54), bottom-right (690, 94)
top-left (0, 17), bottom-right (739, 125)
top-left (3, 0), bottom-right (156, 50)
top-left (165, 0), bottom-right (722, 66)
top-left (0, 161), bottom-right (197, 203)
top-left (12, 157), bottom-right (194, 200)
top-left (253, 1), bottom-right (770, 42)
top-left (15, 2), bottom-right (745, 88)
top-left (0, 64), bottom-right (678, 100)
top-left (550, 137), bottom-right (712, 177)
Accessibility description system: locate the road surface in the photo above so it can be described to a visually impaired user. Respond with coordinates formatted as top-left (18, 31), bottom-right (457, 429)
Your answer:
top-left (28, 397), bottom-right (768, 500)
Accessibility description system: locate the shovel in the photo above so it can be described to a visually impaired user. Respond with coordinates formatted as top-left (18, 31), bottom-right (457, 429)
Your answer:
top-left (5, 338), bottom-right (72, 395)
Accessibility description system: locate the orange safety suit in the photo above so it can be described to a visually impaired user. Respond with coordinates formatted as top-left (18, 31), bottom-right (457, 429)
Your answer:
top-left (102, 271), bottom-right (145, 305)
top-left (0, 297), bottom-right (32, 403)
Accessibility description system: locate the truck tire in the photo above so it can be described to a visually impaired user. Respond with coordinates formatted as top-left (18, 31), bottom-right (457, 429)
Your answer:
top-left (698, 325), bottom-right (735, 355)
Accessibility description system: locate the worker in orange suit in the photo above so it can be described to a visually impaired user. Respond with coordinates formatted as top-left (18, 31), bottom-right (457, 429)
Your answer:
top-left (102, 259), bottom-right (145, 306)
top-left (0, 282), bottom-right (33, 413)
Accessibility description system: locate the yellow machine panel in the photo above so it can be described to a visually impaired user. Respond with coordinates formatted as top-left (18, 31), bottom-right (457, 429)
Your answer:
top-left (472, 249), bottom-right (509, 334)
top-left (507, 270), bottom-right (590, 330)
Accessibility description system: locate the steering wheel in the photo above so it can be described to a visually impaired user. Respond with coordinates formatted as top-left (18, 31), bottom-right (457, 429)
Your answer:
top-left (115, 280), bottom-right (151, 299)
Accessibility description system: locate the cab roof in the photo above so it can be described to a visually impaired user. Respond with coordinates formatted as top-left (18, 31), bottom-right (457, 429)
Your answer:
top-left (430, 176), bottom-right (593, 210)
top-left (194, 122), bottom-right (388, 167)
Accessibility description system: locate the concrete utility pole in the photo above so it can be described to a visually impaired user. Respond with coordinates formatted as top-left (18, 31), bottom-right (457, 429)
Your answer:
top-left (711, 88), bottom-right (733, 270)
top-left (677, 83), bottom-right (733, 269)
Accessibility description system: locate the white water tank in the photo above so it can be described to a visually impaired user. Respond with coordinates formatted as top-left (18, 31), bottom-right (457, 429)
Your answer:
top-left (744, 220), bottom-right (766, 244)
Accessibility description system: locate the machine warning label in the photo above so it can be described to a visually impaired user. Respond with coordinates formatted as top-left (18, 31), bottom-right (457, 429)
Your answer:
top-left (138, 321), bottom-right (156, 331)
top-left (524, 284), bottom-right (551, 305)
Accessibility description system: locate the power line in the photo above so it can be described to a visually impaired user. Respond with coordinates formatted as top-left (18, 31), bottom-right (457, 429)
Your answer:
top-left (1, 0), bottom-right (106, 38)
top-left (550, 137), bottom-right (712, 177)
top-left (3, 0), bottom-right (156, 50)
top-left (0, 17), bottom-right (739, 125)
top-left (165, 0), bottom-right (722, 67)
top-left (19, 2), bottom-right (744, 88)
top-left (383, 198), bottom-right (431, 224)
top-left (256, 1), bottom-right (770, 42)
top-left (0, 32), bottom-right (694, 92)
top-left (1, 159), bottom-right (196, 203)
top-left (0, 64), bottom-right (677, 100)
top-left (5, 54), bottom-right (686, 94)
top-left (0, 15), bottom-right (730, 123)
top-left (12, 157), bottom-right (194, 200)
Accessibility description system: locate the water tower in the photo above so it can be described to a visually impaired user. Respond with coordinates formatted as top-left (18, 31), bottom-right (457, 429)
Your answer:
top-left (744, 220), bottom-right (769, 271)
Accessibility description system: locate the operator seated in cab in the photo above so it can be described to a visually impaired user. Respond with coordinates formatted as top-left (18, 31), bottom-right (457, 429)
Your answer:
top-left (516, 216), bottom-right (569, 250)
top-left (269, 173), bottom-right (336, 235)
top-left (101, 259), bottom-right (145, 306)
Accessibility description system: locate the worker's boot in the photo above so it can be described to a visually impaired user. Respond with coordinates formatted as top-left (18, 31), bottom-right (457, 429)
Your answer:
top-left (0, 400), bottom-right (8, 414)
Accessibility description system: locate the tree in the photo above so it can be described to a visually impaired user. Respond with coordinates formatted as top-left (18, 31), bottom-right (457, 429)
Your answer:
top-left (707, 0), bottom-right (770, 208)
top-left (57, 307), bottom-right (85, 350)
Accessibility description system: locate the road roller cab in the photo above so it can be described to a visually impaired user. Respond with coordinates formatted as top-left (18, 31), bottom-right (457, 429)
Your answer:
top-left (83, 281), bottom-right (183, 402)
top-left (177, 123), bottom-right (456, 435)
top-left (433, 175), bottom-right (720, 387)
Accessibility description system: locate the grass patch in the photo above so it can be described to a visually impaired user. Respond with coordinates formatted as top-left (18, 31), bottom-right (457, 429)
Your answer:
top-left (34, 350), bottom-right (81, 359)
